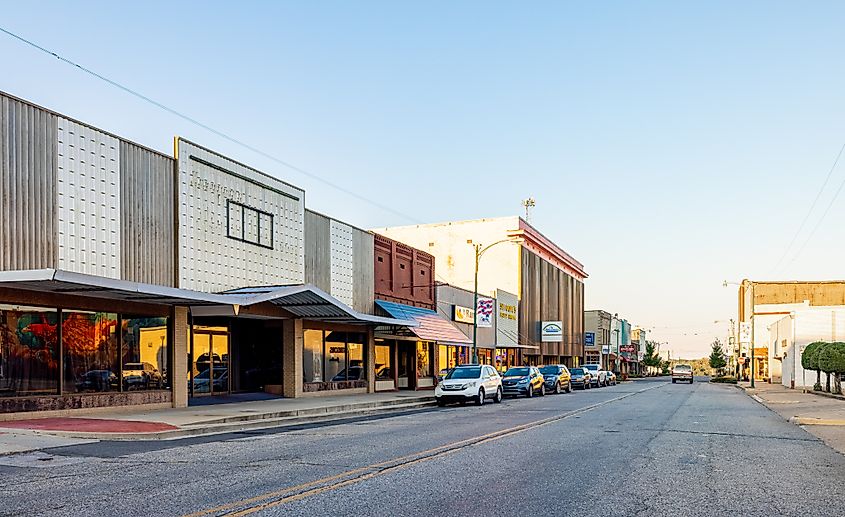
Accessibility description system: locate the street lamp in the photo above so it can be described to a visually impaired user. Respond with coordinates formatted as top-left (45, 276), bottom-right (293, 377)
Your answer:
top-left (467, 237), bottom-right (523, 363)
top-left (724, 279), bottom-right (754, 388)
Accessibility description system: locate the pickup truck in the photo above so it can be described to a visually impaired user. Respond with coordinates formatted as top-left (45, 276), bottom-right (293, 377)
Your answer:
top-left (671, 364), bottom-right (693, 384)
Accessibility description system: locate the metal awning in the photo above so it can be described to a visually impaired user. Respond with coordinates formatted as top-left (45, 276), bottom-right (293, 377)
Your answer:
top-left (0, 269), bottom-right (417, 327)
top-left (223, 285), bottom-right (415, 326)
top-left (375, 300), bottom-right (472, 345)
top-left (495, 343), bottom-right (541, 350)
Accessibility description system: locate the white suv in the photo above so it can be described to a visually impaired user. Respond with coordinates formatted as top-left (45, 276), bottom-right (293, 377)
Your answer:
top-left (583, 364), bottom-right (607, 387)
top-left (435, 365), bottom-right (503, 406)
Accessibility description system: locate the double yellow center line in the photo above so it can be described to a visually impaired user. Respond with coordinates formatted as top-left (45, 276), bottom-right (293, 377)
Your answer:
top-left (185, 383), bottom-right (664, 516)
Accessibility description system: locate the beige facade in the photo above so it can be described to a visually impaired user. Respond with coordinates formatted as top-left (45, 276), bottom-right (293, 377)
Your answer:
top-left (737, 280), bottom-right (845, 384)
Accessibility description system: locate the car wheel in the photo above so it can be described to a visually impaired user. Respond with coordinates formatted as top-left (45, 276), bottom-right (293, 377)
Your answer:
top-left (566, 382), bottom-right (572, 393)
top-left (672, 379), bottom-right (676, 384)
top-left (527, 385), bottom-right (534, 398)
top-left (476, 388), bottom-right (485, 406)
top-left (554, 382), bottom-right (561, 395)
top-left (436, 399), bottom-right (447, 407)
top-left (539, 384), bottom-right (546, 396)
top-left (494, 387), bottom-right (503, 403)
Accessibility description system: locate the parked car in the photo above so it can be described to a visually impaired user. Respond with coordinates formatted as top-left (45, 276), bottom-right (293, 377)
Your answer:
top-left (331, 366), bottom-right (365, 381)
top-left (76, 370), bottom-right (119, 392)
top-left (569, 367), bottom-right (592, 390)
top-left (501, 366), bottom-right (545, 398)
top-left (672, 364), bottom-right (694, 384)
top-left (539, 365), bottom-right (572, 394)
top-left (605, 371), bottom-right (617, 386)
top-left (583, 364), bottom-right (607, 387)
top-left (122, 362), bottom-right (163, 390)
top-left (435, 364), bottom-right (503, 406)
top-left (191, 367), bottom-right (229, 392)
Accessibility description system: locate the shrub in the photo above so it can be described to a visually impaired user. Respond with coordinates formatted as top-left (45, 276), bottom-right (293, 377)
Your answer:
top-left (709, 376), bottom-right (737, 384)
top-left (803, 342), bottom-right (824, 391)
top-left (818, 342), bottom-right (845, 395)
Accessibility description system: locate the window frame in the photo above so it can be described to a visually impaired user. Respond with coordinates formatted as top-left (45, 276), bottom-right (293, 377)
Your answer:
top-left (226, 199), bottom-right (274, 250)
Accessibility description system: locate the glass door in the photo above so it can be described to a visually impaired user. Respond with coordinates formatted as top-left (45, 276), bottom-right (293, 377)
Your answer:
top-left (191, 326), bottom-right (230, 396)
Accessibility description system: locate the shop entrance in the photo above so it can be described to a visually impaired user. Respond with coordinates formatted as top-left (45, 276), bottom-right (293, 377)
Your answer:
top-left (397, 342), bottom-right (416, 390)
top-left (190, 326), bottom-right (230, 396)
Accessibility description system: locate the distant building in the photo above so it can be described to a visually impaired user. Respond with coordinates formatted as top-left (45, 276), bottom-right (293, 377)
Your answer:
top-left (737, 280), bottom-right (845, 384)
top-left (374, 217), bottom-right (587, 367)
top-left (585, 310), bottom-right (612, 368)
top-left (770, 308), bottom-right (845, 390)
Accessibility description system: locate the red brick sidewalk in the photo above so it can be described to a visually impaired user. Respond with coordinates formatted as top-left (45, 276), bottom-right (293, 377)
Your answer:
top-left (0, 418), bottom-right (178, 433)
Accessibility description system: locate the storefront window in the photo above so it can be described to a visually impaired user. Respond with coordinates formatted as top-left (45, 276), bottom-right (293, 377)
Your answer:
top-left (63, 311), bottom-right (119, 393)
top-left (303, 330), bottom-right (323, 383)
top-left (0, 305), bottom-right (59, 397)
top-left (305, 331), bottom-right (368, 384)
top-left (417, 342), bottom-right (433, 378)
top-left (375, 344), bottom-right (392, 380)
top-left (347, 334), bottom-right (365, 381)
top-left (326, 332), bottom-right (347, 382)
top-left (122, 317), bottom-right (169, 390)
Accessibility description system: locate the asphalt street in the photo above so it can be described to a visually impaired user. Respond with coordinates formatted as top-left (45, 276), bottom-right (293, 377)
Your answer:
top-left (2, 378), bottom-right (845, 517)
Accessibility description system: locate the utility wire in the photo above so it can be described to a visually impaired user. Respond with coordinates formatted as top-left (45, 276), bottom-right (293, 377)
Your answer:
top-left (0, 26), bottom-right (421, 224)
top-left (772, 141), bottom-right (845, 272)
top-left (787, 170), bottom-right (845, 267)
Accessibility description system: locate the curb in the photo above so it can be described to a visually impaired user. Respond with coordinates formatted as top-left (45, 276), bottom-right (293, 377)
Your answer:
top-left (0, 399), bottom-right (437, 442)
top-left (806, 390), bottom-right (845, 402)
top-left (789, 416), bottom-right (845, 426)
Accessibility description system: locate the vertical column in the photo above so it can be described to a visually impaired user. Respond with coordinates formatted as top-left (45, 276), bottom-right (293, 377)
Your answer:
top-left (172, 306), bottom-right (189, 408)
top-left (283, 318), bottom-right (304, 397)
top-left (366, 328), bottom-right (376, 393)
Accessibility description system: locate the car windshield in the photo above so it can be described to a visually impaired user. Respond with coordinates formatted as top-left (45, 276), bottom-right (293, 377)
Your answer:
top-left (674, 365), bottom-right (692, 371)
top-left (504, 367), bottom-right (530, 377)
top-left (584, 365), bottom-right (599, 371)
top-left (570, 368), bottom-right (585, 375)
top-left (539, 366), bottom-right (559, 375)
top-left (445, 367), bottom-right (481, 379)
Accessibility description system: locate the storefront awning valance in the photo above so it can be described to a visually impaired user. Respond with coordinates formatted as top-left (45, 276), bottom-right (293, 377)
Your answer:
top-left (0, 270), bottom-right (417, 327)
top-left (495, 343), bottom-right (541, 350)
top-left (375, 300), bottom-right (472, 345)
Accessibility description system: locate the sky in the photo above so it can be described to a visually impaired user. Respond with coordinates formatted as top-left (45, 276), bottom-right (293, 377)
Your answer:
top-left (3, 1), bottom-right (845, 358)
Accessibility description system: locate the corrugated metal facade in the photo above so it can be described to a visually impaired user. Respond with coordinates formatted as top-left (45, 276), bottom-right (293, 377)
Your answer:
top-left (304, 210), bottom-right (374, 313)
top-left (519, 248), bottom-right (584, 359)
top-left (0, 94), bottom-right (57, 270)
top-left (119, 140), bottom-right (175, 286)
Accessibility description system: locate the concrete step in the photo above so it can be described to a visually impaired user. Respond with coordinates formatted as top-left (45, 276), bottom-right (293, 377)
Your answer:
top-left (12, 399), bottom-right (437, 442)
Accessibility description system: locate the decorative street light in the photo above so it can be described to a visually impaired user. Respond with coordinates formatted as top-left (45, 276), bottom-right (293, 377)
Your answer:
top-left (467, 237), bottom-right (523, 364)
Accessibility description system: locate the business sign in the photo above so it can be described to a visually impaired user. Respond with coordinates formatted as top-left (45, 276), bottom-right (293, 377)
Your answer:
top-left (176, 138), bottom-right (305, 292)
top-left (739, 322), bottom-right (752, 345)
top-left (541, 321), bottom-right (563, 342)
top-left (585, 332), bottom-right (595, 346)
top-left (495, 290), bottom-right (519, 347)
top-left (476, 297), bottom-right (494, 328)
top-left (601, 345), bottom-right (611, 354)
top-left (453, 305), bottom-right (475, 324)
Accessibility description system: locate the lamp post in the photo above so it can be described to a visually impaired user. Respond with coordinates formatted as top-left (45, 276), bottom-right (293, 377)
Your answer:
top-left (467, 237), bottom-right (523, 364)
top-left (724, 279), bottom-right (754, 388)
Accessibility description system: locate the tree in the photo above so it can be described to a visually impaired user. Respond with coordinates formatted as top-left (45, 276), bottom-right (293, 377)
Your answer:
top-left (641, 341), bottom-right (662, 368)
top-left (801, 342), bottom-right (824, 391)
top-left (708, 339), bottom-right (727, 372)
top-left (818, 342), bottom-right (845, 395)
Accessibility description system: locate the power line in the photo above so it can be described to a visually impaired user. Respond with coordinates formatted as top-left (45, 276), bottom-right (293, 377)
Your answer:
top-left (0, 26), bottom-right (421, 224)
top-left (773, 141), bottom-right (845, 272)
top-left (787, 170), bottom-right (845, 267)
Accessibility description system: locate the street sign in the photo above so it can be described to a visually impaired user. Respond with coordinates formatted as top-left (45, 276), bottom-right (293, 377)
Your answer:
top-left (739, 322), bottom-right (751, 345)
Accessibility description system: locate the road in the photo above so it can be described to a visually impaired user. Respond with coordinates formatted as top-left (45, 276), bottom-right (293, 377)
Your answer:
top-left (2, 378), bottom-right (845, 516)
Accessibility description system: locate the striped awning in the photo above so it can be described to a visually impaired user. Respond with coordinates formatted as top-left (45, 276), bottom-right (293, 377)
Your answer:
top-left (375, 300), bottom-right (472, 345)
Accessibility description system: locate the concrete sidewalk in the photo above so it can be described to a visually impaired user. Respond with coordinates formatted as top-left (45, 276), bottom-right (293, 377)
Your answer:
top-left (738, 381), bottom-right (845, 455)
top-left (0, 391), bottom-right (435, 453)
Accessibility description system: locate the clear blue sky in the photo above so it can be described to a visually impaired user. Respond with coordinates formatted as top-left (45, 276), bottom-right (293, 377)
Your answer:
top-left (4, 1), bottom-right (845, 357)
